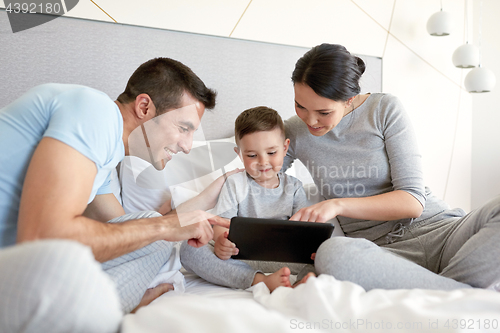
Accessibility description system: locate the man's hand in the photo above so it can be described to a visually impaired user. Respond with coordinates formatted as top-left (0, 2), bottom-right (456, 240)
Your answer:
top-left (214, 231), bottom-right (238, 260)
top-left (164, 210), bottom-right (230, 248)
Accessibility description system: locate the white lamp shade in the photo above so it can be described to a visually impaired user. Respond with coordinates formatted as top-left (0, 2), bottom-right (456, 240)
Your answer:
top-left (464, 67), bottom-right (496, 93)
top-left (452, 44), bottom-right (479, 68)
top-left (427, 11), bottom-right (452, 36)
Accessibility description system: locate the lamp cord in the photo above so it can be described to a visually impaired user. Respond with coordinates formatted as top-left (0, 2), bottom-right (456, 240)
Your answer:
top-left (478, 0), bottom-right (483, 66)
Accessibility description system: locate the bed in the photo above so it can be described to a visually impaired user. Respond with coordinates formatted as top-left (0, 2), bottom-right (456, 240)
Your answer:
top-left (117, 149), bottom-right (500, 333)
top-left (2, 10), bottom-right (500, 333)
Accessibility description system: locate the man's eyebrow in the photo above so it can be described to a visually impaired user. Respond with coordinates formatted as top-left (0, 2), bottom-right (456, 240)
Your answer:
top-left (179, 121), bottom-right (195, 130)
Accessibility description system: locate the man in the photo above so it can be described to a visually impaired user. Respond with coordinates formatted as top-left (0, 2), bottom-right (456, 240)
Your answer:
top-left (0, 58), bottom-right (228, 332)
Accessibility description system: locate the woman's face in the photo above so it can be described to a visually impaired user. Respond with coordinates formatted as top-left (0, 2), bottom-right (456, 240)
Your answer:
top-left (294, 83), bottom-right (350, 136)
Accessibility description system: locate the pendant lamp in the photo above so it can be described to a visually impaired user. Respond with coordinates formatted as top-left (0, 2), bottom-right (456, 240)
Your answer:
top-left (453, 43), bottom-right (479, 68)
top-left (427, 9), bottom-right (452, 36)
top-left (465, 66), bottom-right (496, 93)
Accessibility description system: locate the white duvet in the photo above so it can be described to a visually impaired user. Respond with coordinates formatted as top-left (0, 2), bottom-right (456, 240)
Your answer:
top-left (122, 273), bottom-right (500, 333)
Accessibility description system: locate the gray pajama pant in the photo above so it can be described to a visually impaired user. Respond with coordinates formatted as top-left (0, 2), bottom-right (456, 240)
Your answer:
top-left (180, 240), bottom-right (309, 289)
top-left (103, 211), bottom-right (173, 313)
top-left (315, 195), bottom-right (500, 291)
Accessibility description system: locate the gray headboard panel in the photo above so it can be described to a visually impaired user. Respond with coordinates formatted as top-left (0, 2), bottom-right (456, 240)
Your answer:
top-left (0, 10), bottom-right (381, 140)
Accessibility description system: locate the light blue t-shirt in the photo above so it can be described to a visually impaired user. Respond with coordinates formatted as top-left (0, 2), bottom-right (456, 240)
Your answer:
top-left (0, 83), bottom-right (124, 247)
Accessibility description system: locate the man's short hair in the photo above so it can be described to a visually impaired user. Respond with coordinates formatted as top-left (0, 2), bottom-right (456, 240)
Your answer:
top-left (117, 57), bottom-right (216, 115)
top-left (234, 106), bottom-right (285, 145)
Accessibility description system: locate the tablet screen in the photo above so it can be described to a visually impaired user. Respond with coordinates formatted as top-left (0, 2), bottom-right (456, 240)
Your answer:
top-left (227, 217), bottom-right (334, 264)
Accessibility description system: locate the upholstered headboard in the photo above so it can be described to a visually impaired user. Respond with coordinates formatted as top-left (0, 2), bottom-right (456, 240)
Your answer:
top-left (0, 10), bottom-right (381, 141)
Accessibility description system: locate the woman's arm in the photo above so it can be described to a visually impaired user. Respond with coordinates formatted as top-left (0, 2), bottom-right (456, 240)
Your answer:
top-left (160, 168), bottom-right (243, 215)
top-left (291, 190), bottom-right (422, 222)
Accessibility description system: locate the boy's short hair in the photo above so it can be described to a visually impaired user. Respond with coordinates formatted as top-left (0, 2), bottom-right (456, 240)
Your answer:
top-left (235, 106), bottom-right (285, 145)
top-left (117, 57), bottom-right (216, 116)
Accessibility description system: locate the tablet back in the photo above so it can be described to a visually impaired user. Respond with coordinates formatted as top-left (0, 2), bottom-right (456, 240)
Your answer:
top-left (227, 217), bottom-right (334, 264)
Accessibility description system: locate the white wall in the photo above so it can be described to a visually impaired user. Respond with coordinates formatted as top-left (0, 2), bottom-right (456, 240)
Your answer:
top-left (471, 0), bottom-right (500, 209)
top-left (2, 0), bottom-right (482, 212)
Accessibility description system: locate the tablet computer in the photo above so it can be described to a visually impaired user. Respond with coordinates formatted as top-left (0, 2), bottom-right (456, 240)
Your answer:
top-left (227, 217), bottom-right (334, 264)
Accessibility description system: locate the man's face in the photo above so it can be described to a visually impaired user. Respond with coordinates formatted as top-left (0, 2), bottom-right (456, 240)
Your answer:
top-left (128, 93), bottom-right (205, 170)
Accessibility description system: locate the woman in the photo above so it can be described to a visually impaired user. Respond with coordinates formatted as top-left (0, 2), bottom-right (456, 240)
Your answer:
top-left (286, 43), bottom-right (500, 291)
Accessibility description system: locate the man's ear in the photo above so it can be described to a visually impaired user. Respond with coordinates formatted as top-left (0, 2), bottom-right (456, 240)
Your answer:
top-left (134, 93), bottom-right (156, 122)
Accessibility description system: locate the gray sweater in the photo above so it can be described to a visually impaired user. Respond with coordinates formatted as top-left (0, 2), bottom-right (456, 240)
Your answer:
top-left (284, 93), bottom-right (452, 244)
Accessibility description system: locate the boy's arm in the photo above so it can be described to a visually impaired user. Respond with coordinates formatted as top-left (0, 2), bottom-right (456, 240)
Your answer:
top-left (17, 138), bottom-right (228, 262)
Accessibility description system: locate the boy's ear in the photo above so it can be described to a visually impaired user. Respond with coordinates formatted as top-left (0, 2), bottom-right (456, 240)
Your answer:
top-left (234, 146), bottom-right (240, 155)
top-left (283, 138), bottom-right (290, 154)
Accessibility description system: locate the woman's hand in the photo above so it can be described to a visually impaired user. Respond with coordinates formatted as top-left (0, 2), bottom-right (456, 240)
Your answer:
top-left (289, 199), bottom-right (343, 222)
top-left (214, 231), bottom-right (239, 260)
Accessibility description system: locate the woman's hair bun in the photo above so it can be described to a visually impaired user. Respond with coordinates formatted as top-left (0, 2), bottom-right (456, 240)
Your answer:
top-left (355, 56), bottom-right (366, 76)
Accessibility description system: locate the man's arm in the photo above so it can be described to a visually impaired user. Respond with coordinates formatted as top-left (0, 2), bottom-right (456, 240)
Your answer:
top-left (17, 138), bottom-right (228, 262)
top-left (83, 193), bottom-right (125, 222)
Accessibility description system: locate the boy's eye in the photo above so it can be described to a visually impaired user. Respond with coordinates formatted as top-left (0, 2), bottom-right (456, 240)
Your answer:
top-left (247, 154), bottom-right (256, 158)
top-left (268, 151), bottom-right (276, 155)
top-left (320, 112), bottom-right (331, 116)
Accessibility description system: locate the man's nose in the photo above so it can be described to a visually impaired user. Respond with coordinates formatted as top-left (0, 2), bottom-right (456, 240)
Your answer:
top-left (178, 140), bottom-right (192, 154)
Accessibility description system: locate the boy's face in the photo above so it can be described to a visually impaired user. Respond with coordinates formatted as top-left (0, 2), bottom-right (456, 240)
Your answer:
top-left (235, 128), bottom-right (290, 185)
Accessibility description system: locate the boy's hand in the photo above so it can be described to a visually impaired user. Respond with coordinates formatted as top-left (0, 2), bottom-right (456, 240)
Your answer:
top-left (214, 231), bottom-right (239, 260)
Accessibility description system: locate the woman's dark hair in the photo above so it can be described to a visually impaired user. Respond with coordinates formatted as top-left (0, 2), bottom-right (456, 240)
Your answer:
top-left (291, 44), bottom-right (365, 102)
top-left (117, 57), bottom-right (216, 115)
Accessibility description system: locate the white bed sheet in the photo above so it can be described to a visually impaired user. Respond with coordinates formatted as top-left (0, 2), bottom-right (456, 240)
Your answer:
top-left (122, 269), bottom-right (500, 333)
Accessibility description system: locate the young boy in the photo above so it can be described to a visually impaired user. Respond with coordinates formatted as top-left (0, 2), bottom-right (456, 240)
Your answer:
top-left (180, 106), bottom-right (309, 291)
